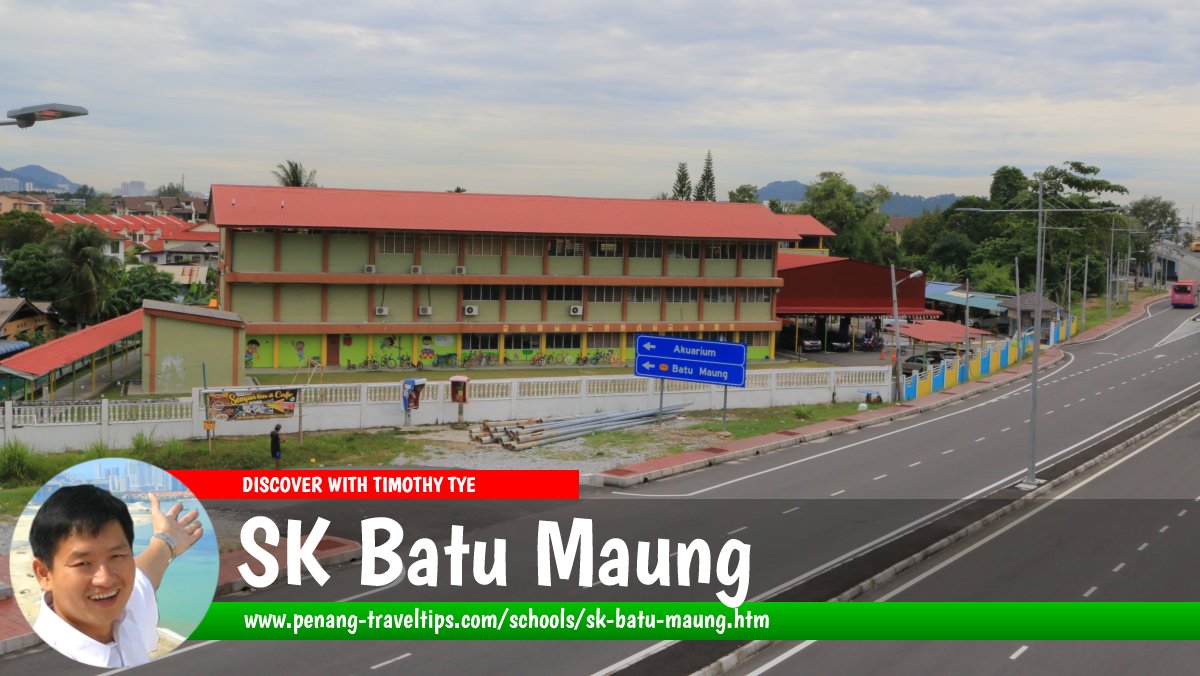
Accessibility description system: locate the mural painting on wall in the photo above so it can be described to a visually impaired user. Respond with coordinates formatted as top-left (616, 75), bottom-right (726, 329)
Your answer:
top-left (245, 339), bottom-right (260, 367)
top-left (292, 340), bottom-right (307, 362)
top-left (207, 388), bottom-right (298, 421)
top-left (380, 335), bottom-right (399, 356)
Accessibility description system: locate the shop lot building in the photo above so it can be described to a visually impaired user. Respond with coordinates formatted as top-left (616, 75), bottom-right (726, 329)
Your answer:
top-left (209, 185), bottom-right (831, 374)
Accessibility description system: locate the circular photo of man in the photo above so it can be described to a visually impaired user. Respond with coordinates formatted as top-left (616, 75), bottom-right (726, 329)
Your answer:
top-left (7, 458), bottom-right (219, 668)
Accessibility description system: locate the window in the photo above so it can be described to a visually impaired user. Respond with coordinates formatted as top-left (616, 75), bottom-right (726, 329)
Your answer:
top-left (740, 331), bottom-right (770, 346)
top-left (741, 288), bottom-right (772, 303)
top-left (462, 333), bottom-right (498, 350)
top-left (546, 286), bottom-right (583, 301)
top-left (505, 285), bottom-right (542, 301)
top-left (588, 332), bottom-right (620, 348)
top-left (628, 287), bottom-right (660, 303)
top-left (589, 238), bottom-right (623, 257)
top-left (707, 241), bottom-right (737, 259)
top-left (743, 242), bottom-right (774, 260)
top-left (707, 331), bottom-right (734, 342)
top-left (665, 287), bottom-right (698, 303)
top-left (546, 333), bottom-right (582, 349)
top-left (504, 333), bottom-right (540, 350)
top-left (422, 234), bottom-right (458, 255)
top-left (668, 241), bottom-right (699, 259)
top-left (377, 233), bottom-right (415, 254)
top-left (587, 286), bottom-right (622, 303)
top-left (628, 238), bottom-right (663, 258)
top-left (462, 285), bottom-right (500, 301)
top-left (506, 236), bottom-right (543, 256)
top-left (703, 288), bottom-right (736, 303)
top-left (547, 237), bottom-right (583, 256)
top-left (463, 235), bottom-right (501, 256)
top-left (109, 240), bottom-right (121, 254)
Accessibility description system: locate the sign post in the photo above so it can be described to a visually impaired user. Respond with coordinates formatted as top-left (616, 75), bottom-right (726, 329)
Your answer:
top-left (634, 335), bottom-right (748, 427)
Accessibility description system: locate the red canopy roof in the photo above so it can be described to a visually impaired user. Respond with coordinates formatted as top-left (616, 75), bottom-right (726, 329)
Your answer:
top-left (0, 310), bottom-right (143, 379)
top-left (894, 320), bottom-right (992, 345)
top-left (776, 257), bottom-right (939, 317)
top-left (210, 185), bottom-right (810, 241)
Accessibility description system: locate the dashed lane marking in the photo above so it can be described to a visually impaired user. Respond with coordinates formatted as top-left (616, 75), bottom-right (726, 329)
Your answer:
top-left (909, 461), bottom-right (922, 468)
top-left (1139, 543), bottom-right (1149, 551)
top-left (1113, 563), bottom-right (1126, 573)
top-left (371, 654), bottom-right (413, 670)
top-left (728, 526), bottom-right (748, 535)
top-left (782, 507), bottom-right (799, 514)
top-left (872, 474), bottom-right (888, 481)
top-left (975, 437), bottom-right (987, 442)
top-left (1159, 525), bottom-right (1170, 533)
top-left (1083, 586), bottom-right (1098, 598)
top-left (1010, 646), bottom-right (1029, 660)
top-left (830, 490), bottom-right (845, 497)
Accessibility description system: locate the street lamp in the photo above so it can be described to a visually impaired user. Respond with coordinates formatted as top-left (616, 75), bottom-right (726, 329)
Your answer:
top-left (2, 103), bottom-right (88, 128)
top-left (890, 264), bottom-right (923, 403)
top-left (1108, 216), bottom-right (1141, 320)
top-left (956, 176), bottom-right (1118, 490)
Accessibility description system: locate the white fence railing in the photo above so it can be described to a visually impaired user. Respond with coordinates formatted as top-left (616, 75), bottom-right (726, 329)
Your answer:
top-left (3, 367), bottom-right (890, 453)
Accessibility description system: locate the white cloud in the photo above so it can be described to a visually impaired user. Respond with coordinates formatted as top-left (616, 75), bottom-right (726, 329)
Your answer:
top-left (2, 0), bottom-right (1199, 210)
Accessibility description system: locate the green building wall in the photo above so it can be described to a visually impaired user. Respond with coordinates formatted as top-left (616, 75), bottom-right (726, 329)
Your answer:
top-left (329, 235), bottom-right (370, 273)
top-left (232, 232), bottom-right (274, 272)
top-left (146, 316), bottom-right (237, 393)
top-left (279, 285), bottom-right (322, 322)
top-left (232, 284), bottom-right (274, 322)
top-left (279, 234), bottom-right (322, 272)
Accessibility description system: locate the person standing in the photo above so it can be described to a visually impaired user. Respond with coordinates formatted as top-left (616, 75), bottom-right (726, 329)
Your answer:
top-left (270, 424), bottom-right (284, 470)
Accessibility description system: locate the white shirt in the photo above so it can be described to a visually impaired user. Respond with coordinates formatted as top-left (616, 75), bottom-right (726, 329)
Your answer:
top-left (34, 567), bottom-right (159, 668)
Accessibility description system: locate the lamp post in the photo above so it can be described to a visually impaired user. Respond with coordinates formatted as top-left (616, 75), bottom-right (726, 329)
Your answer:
top-left (890, 264), bottom-right (923, 403)
top-left (2, 103), bottom-right (88, 128)
top-left (955, 176), bottom-right (1118, 489)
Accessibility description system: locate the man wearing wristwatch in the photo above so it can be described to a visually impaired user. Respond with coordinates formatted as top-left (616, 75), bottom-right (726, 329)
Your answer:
top-left (29, 485), bottom-right (204, 668)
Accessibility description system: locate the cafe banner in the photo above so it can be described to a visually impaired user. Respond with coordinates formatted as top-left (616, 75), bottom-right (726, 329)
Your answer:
top-left (207, 388), bottom-right (298, 421)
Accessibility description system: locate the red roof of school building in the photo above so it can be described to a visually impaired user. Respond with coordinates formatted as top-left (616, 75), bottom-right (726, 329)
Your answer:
top-left (209, 185), bottom-right (822, 241)
top-left (0, 309), bottom-right (143, 379)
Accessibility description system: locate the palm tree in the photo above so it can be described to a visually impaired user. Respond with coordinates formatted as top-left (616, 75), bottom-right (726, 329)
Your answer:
top-left (273, 160), bottom-right (318, 187)
top-left (56, 225), bottom-right (122, 324)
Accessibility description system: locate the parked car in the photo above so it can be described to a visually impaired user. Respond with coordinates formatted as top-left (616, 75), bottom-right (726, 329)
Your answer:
top-left (901, 355), bottom-right (937, 374)
top-left (825, 334), bottom-right (852, 352)
top-left (797, 331), bottom-right (824, 352)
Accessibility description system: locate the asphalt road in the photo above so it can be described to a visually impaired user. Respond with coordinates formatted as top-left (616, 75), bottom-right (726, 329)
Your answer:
top-left (733, 399), bottom-right (1200, 675)
top-left (6, 299), bottom-right (1200, 675)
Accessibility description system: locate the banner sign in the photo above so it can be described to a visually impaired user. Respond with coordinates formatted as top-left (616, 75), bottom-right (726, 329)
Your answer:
top-left (207, 388), bottom-right (298, 421)
top-left (634, 335), bottom-right (747, 388)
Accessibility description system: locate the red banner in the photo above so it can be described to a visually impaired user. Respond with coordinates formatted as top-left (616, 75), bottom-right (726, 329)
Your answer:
top-left (169, 469), bottom-right (579, 500)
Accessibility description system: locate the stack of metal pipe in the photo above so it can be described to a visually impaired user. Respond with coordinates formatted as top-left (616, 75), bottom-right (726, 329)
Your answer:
top-left (472, 405), bottom-right (689, 450)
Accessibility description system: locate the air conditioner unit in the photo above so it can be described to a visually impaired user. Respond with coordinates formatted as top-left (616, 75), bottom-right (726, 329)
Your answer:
top-left (374, 306), bottom-right (389, 317)
top-left (418, 305), bottom-right (433, 316)
top-left (363, 264), bottom-right (376, 274)
top-left (463, 305), bottom-right (479, 316)
top-left (410, 265), bottom-right (423, 274)
top-left (569, 305), bottom-right (584, 316)
top-left (454, 265), bottom-right (467, 275)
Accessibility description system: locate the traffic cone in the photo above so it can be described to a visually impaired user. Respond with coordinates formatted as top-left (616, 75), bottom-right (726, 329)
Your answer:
top-left (879, 348), bottom-right (885, 360)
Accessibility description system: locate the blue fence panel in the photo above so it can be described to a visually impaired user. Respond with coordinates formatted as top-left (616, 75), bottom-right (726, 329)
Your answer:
top-left (999, 344), bottom-right (1010, 369)
top-left (980, 349), bottom-right (992, 376)
top-left (932, 364), bottom-right (945, 392)
top-left (904, 375), bottom-right (917, 401)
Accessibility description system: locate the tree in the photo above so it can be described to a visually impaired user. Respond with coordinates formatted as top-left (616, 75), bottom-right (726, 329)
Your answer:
top-left (103, 265), bottom-right (179, 319)
top-left (273, 160), bottom-right (318, 187)
top-left (1, 242), bottom-right (59, 300)
top-left (1127, 196), bottom-right (1181, 243)
top-left (446, 186), bottom-right (467, 193)
top-left (989, 166), bottom-right (1029, 206)
top-left (0, 211), bottom-right (53, 255)
top-left (55, 225), bottom-right (122, 323)
top-left (728, 184), bottom-right (759, 203)
top-left (693, 151), bottom-right (717, 202)
top-left (670, 163), bottom-right (692, 200)
top-left (155, 182), bottom-right (186, 197)
top-left (799, 172), bottom-right (894, 264)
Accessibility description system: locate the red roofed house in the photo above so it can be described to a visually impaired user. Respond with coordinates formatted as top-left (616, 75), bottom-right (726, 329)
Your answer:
top-left (43, 212), bottom-right (209, 262)
top-left (209, 185), bottom-right (808, 374)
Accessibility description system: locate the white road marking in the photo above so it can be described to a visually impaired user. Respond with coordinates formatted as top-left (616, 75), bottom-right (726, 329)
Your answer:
top-left (1046, 410), bottom-right (1055, 415)
top-left (876, 410), bottom-right (1200, 603)
top-left (975, 437), bottom-right (986, 442)
top-left (371, 654), bottom-right (413, 670)
top-left (1064, 404), bottom-right (1071, 408)
top-left (830, 490), bottom-right (845, 497)
top-left (1138, 543), bottom-right (1149, 551)
top-left (909, 461), bottom-right (922, 468)
top-left (1080, 398), bottom-right (1086, 402)
top-left (745, 641), bottom-right (819, 676)
top-left (783, 506), bottom-right (800, 514)
top-left (1095, 392), bottom-right (1101, 396)
top-left (873, 474), bottom-right (888, 481)
top-left (942, 449), bottom-right (955, 455)
top-left (1179, 509), bottom-right (1188, 517)
top-left (1159, 525), bottom-right (1169, 533)
top-left (1010, 645), bottom-right (1029, 660)
top-left (728, 526), bottom-right (748, 535)
top-left (1113, 563), bottom-right (1126, 573)
top-left (1024, 419), bottom-right (1031, 423)
top-left (1001, 427), bottom-right (1012, 432)
top-left (1083, 586), bottom-right (1098, 598)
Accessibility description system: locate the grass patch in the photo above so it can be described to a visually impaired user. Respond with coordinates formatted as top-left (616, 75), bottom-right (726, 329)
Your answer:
top-left (688, 402), bottom-right (881, 438)
top-left (0, 429), bottom-right (432, 517)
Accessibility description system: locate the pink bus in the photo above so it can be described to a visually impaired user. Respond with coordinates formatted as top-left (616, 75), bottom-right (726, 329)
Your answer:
top-left (1171, 280), bottom-right (1197, 308)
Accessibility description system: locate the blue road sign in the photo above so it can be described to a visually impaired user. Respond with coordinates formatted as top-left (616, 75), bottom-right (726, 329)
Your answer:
top-left (634, 335), bottom-right (747, 388)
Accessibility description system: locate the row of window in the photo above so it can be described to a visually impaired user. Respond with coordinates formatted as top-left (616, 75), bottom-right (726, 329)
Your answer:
top-left (461, 285), bottom-right (774, 303)
top-left (376, 233), bottom-right (774, 259)
top-left (462, 331), bottom-right (771, 350)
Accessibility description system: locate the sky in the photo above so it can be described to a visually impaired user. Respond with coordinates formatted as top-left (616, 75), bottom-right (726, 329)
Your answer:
top-left (3, 1), bottom-right (1199, 214)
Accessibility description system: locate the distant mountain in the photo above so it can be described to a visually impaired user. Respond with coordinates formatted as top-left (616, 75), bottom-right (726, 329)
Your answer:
top-left (754, 180), bottom-right (961, 217)
top-left (0, 164), bottom-right (78, 191)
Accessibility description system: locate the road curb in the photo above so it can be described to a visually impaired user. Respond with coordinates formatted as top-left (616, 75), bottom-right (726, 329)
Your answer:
top-left (598, 294), bottom-right (1168, 490)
